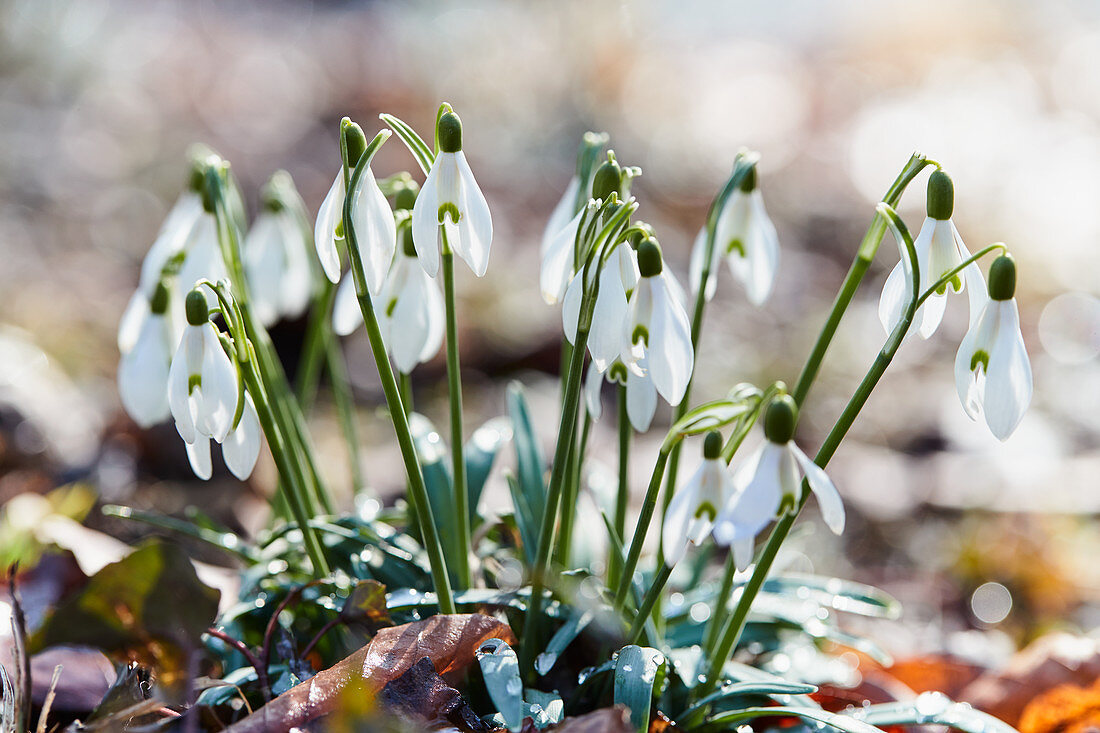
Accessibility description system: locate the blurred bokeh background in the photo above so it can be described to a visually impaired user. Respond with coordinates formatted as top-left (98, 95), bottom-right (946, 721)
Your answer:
top-left (2, 0), bottom-right (1100, 674)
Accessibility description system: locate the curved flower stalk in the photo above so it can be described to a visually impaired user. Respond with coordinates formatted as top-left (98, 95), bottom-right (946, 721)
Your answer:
top-left (333, 227), bottom-right (445, 373)
top-left (244, 194), bottom-right (314, 327)
top-left (584, 358), bottom-right (658, 433)
top-left (622, 237), bottom-right (694, 406)
top-left (880, 170), bottom-right (986, 339)
top-left (167, 290), bottom-right (241, 480)
top-left (690, 165), bottom-right (779, 306)
top-left (411, 109), bottom-right (492, 277)
top-left (118, 282), bottom-right (176, 428)
top-left (663, 431), bottom-right (736, 565)
top-left (314, 149), bottom-right (396, 292)
top-left (714, 395), bottom-right (844, 570)
top-left (955, 254), bottom-right (1032, 440)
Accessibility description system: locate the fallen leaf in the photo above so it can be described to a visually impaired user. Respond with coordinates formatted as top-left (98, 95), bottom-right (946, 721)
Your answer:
top-left (339, 579), bottom-right (392, 632)
top-left (222, 613), bottom-right (515, 733)
top-left (885, 655), bottom-right (986, 698)
top-left (1019, 679), bottom-right (1100, 733)
top-left (960, 633), bottom-right (1100, 725)
top-left (379, 656), bottom-right (492, 732)
top-left (551, 706), bottom-right (633, 733)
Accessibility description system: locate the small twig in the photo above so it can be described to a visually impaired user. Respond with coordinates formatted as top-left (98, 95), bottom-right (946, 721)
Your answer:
top-left (8, 566), bottom-right (31, 733)
top-left (36, 665), bottom-right (62, 733)
top-left (206, 628), bottom-right (270, 703)
top-left (299, 618), bottom-right (342, 660)
top-left (259, 581), bottom-right (322, 674)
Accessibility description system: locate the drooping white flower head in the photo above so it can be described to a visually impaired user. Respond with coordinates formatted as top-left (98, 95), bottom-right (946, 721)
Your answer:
top-left (184, 390), bottom-right (261, 481)
top-left (118, 283), bottom-right (176, 428)
top-left (176, 213), bottom-right (227, 305)
top-left (584, 357), bottom-right (658, 433)
top-left (315, 123), bottom-right (397, 293)
top-left (333, 227), bottom-right (445, 374)
top-left (541, 206), bottom-right (585, 305)
top-left (879, 170), bottom-right (986, 339)
top-left (138, 186), bottom-right (205, 299)
top-left (411, 109), bottom-right (492, 278)
top-left (955, 254), bottom-right (1032, 441)
top-left (622, 238), bottom-right (694, 406)
top-left (245, 201), bottom-right (314, 327)
top-left (691, 166), bottom-right (779, 306)
top-left (663, 431), bottom-right (736, 565)
top-left (714, 395), bottom-right (844, 570)
top-left (168, 290), bottom-right (239, 448)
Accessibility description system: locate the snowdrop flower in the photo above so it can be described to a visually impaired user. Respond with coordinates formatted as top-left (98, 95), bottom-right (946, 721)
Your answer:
top-left (584, 358), bottom-right (658, 433)
top-left (541, 175), bottom-right (580, 258)
top-left (955, 254), bottom-right (1032, 440)
top-left (715, 395), bottom-right (844, 570)
top-left (185, 392), bottom-right (262, 481)
top-left (411, 110), bottom-right (493, 278)
top-left (879, 170), bottom-right (986, 339)
top-left (315, 123), bottom-right (397, 293)
top-left (244, 197), bottom-right (313, 326)
top-left (138, 178), bottom-right (205, 298)
top-left (176, 213), bottom-right (227, 305)
top-left (622, 238), bottom-right (694, 405)
top-left (690, 166), bottom-right (779, 306)
top-left (333, 228), bottom-right (444, 373)
top-left (118, 283), bottom-right (176, 427)
top-left (562, 235), bottom-right (639, 371)
top-left (663, 431), bottom-right (735, 565)
top-left (168, 290), bottom-right (239, 479)
top-left (540, 205), bottom-right (585, 304)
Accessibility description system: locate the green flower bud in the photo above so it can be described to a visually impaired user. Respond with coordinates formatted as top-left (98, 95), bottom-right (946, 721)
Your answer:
top-left (342, 118), bottom-right (368, 167)
top-left (703, 430), bottom-right (723, 459)
top-left (926, 169), bottom-right (954, 220)
top-left (738, 164), bottom-right (757, 193)
top-left (438, 111), bottom-right (463, 153)
top-left (401, 225), bottom-right (416, 257)
top-left (763, 394), bottom-right (798, 444)
top-left (185, 289), bottom-right (209, 326)
top-left (150, 282), bottom-right (171, 315)
top-left (592, 156), bottom-right (622, 201)
top-left (987, 253), bottom-right (1016, 301)
top-left (636, 237), bottom-right (663, 277)
top-left (394, 183), bottom-right (419, 212)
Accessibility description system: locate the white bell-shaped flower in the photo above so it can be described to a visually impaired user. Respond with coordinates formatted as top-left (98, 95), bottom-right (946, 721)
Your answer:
top-left (541, 176), bottom-right (580, 258)
top-left (176, 214), bottom-right (227, 305)
top-left (663, 432), bottom-right (736, 565)
top-left (314, 169), bottom-right (346, 284)
top-left (138, 188), bottom-right (205, 298)
top-left (879, 170), bottom-right (986, 339)
top-left (954, 254), bottom-right (1032, 440)
top-left (562, 242), bottom-right (638, 372)
top-left (118, 283), bottom-right (176, 428)
top-left (584, 358), bottom-right (658, 433)
top-left (168, 290), bottom-right (239, 447)
top-left (411, 110), bottom-right (493, 278)
top-left (184, 391), bottom-right (261, 481)
top-left (692, 167), bottom-right (779, 306)
top-left (622, 239), bottom-right (693, 406)
top-left (541, 207), bottom-right (584, 305)
top-left (714, 396), bottom-right (844, 570)
top-left (333, 229), bottom-right (445, 374)
top-left (244, 203), bottom-right (314, 326)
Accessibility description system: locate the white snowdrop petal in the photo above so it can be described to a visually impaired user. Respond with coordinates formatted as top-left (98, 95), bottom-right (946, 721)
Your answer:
top-left (185, 437), bottom-right (213, 481)
top-left (963, 256), bottom-right (989, 328)
top-left (168, 327), bottom-right (201, 443)
top-left (118, 315), bottom-right (171, 427)
top-left (954, 302), bottom-right (995, 420)
top-left (729, 443), bottom-right (784, 532)
top-left (878, 261), bottom-right (909, 337)
top-left (278, 212), bottom-right (315, 320)
top-left (983, 301), bottom-right (1032, 440)
top-left (223, 394), bottom-right (261, 480)
top-left (561, 272), bottom-right (584, 344)
top-left (542, 177), bottom-right (579, 257)
top-left (733, 538), bottom-right (755, 571)
top-left (243, 213), bottom-right (285, 327)
top-left (791, 444), bottom-right (845, 534)
top-left (388, 264), bottom-right (435, 374)
top-left (454, 151), bottom-right (493, 277)
top-left (314, 171), bottom-right (345, 284)
top-left (590, 268), bottom-right (631, 370)
top-left (916, 291), bottom-right (948, 340)
top-left (416, 266), bottom-right (446, 364)
top-left (645, 276), bottom-right (694, 405)
top-left (540, 209), bottom-right (582, 304)
top-left (200, 325), bottom-right (239, 442)
top-left (118, 291), bottom-right (149, 354)
top-left (139, 192), bottom-right (203, 296)
top-left (332, 276), bottom-right (363, 337)
top-left (662, 469), bottom-right (702, 566)
top-left (743, 191), bottom-right (779, 306)
top-left (584, 361), bottom-right (604, 421)
top-left (177, 220), bottom-right (226, 305)
top-left (351, 168), bottom-right (397, 296)
top-left (626, 368), bottom-right (658, 433)
top-left (689, 227), bottom-right (719, 302)
top-left (410, 160), bottom-right (442, 278)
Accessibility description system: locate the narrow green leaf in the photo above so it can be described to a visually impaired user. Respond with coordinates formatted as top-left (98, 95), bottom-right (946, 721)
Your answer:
top-left (522, 688), bottom-right (564, 727)
top-left (379, 113), bottom-right (434, 176)
top-left (464, 416), bottom-right (511, 525)
top-left (476, 638), bottom-right (524, 731)
top-left (706, 706), bottom-right (885, 733)
top-left (763, 573), bottom-right (901, 619)
top-left (853, 693), bottom-right (1019, 733)
top-left (535, 608), bottom-right (595, 676)
top-left (679, 680), bottom-right (817, 721)
top-left (613, 645), bottom-right (664, 733)
top-left (507, 383), bottom-right (547, 529)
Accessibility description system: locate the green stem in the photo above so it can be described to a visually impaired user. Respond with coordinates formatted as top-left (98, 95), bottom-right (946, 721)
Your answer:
top-left (613, 449), bottom-right (670, 610)
top-left (609, 384), bottom-right (630, 587)
top-left (341, 138), bottom-right (456, 614)
top-left (556, 411), bottom-right (591, 568)
top-left (441, 247), bottom-right (472, 589)
top-left (627, 562), bottom-right (673, 645)
top-left (702, 554), bottom-right (737, 657)
top-left (323, 322), bottom-right (365, 495)
top-left (295, 282), bottom-right (335, 412)
top-left (399, 371), bottom-right (414, 415)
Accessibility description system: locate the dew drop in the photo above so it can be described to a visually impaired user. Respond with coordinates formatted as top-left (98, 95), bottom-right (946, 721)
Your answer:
top-left (914, 691), bottom-right (952, 720)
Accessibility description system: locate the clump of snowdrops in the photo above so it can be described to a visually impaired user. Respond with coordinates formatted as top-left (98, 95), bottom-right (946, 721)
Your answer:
top-left (114, 104), bottom-right (1031, 730)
